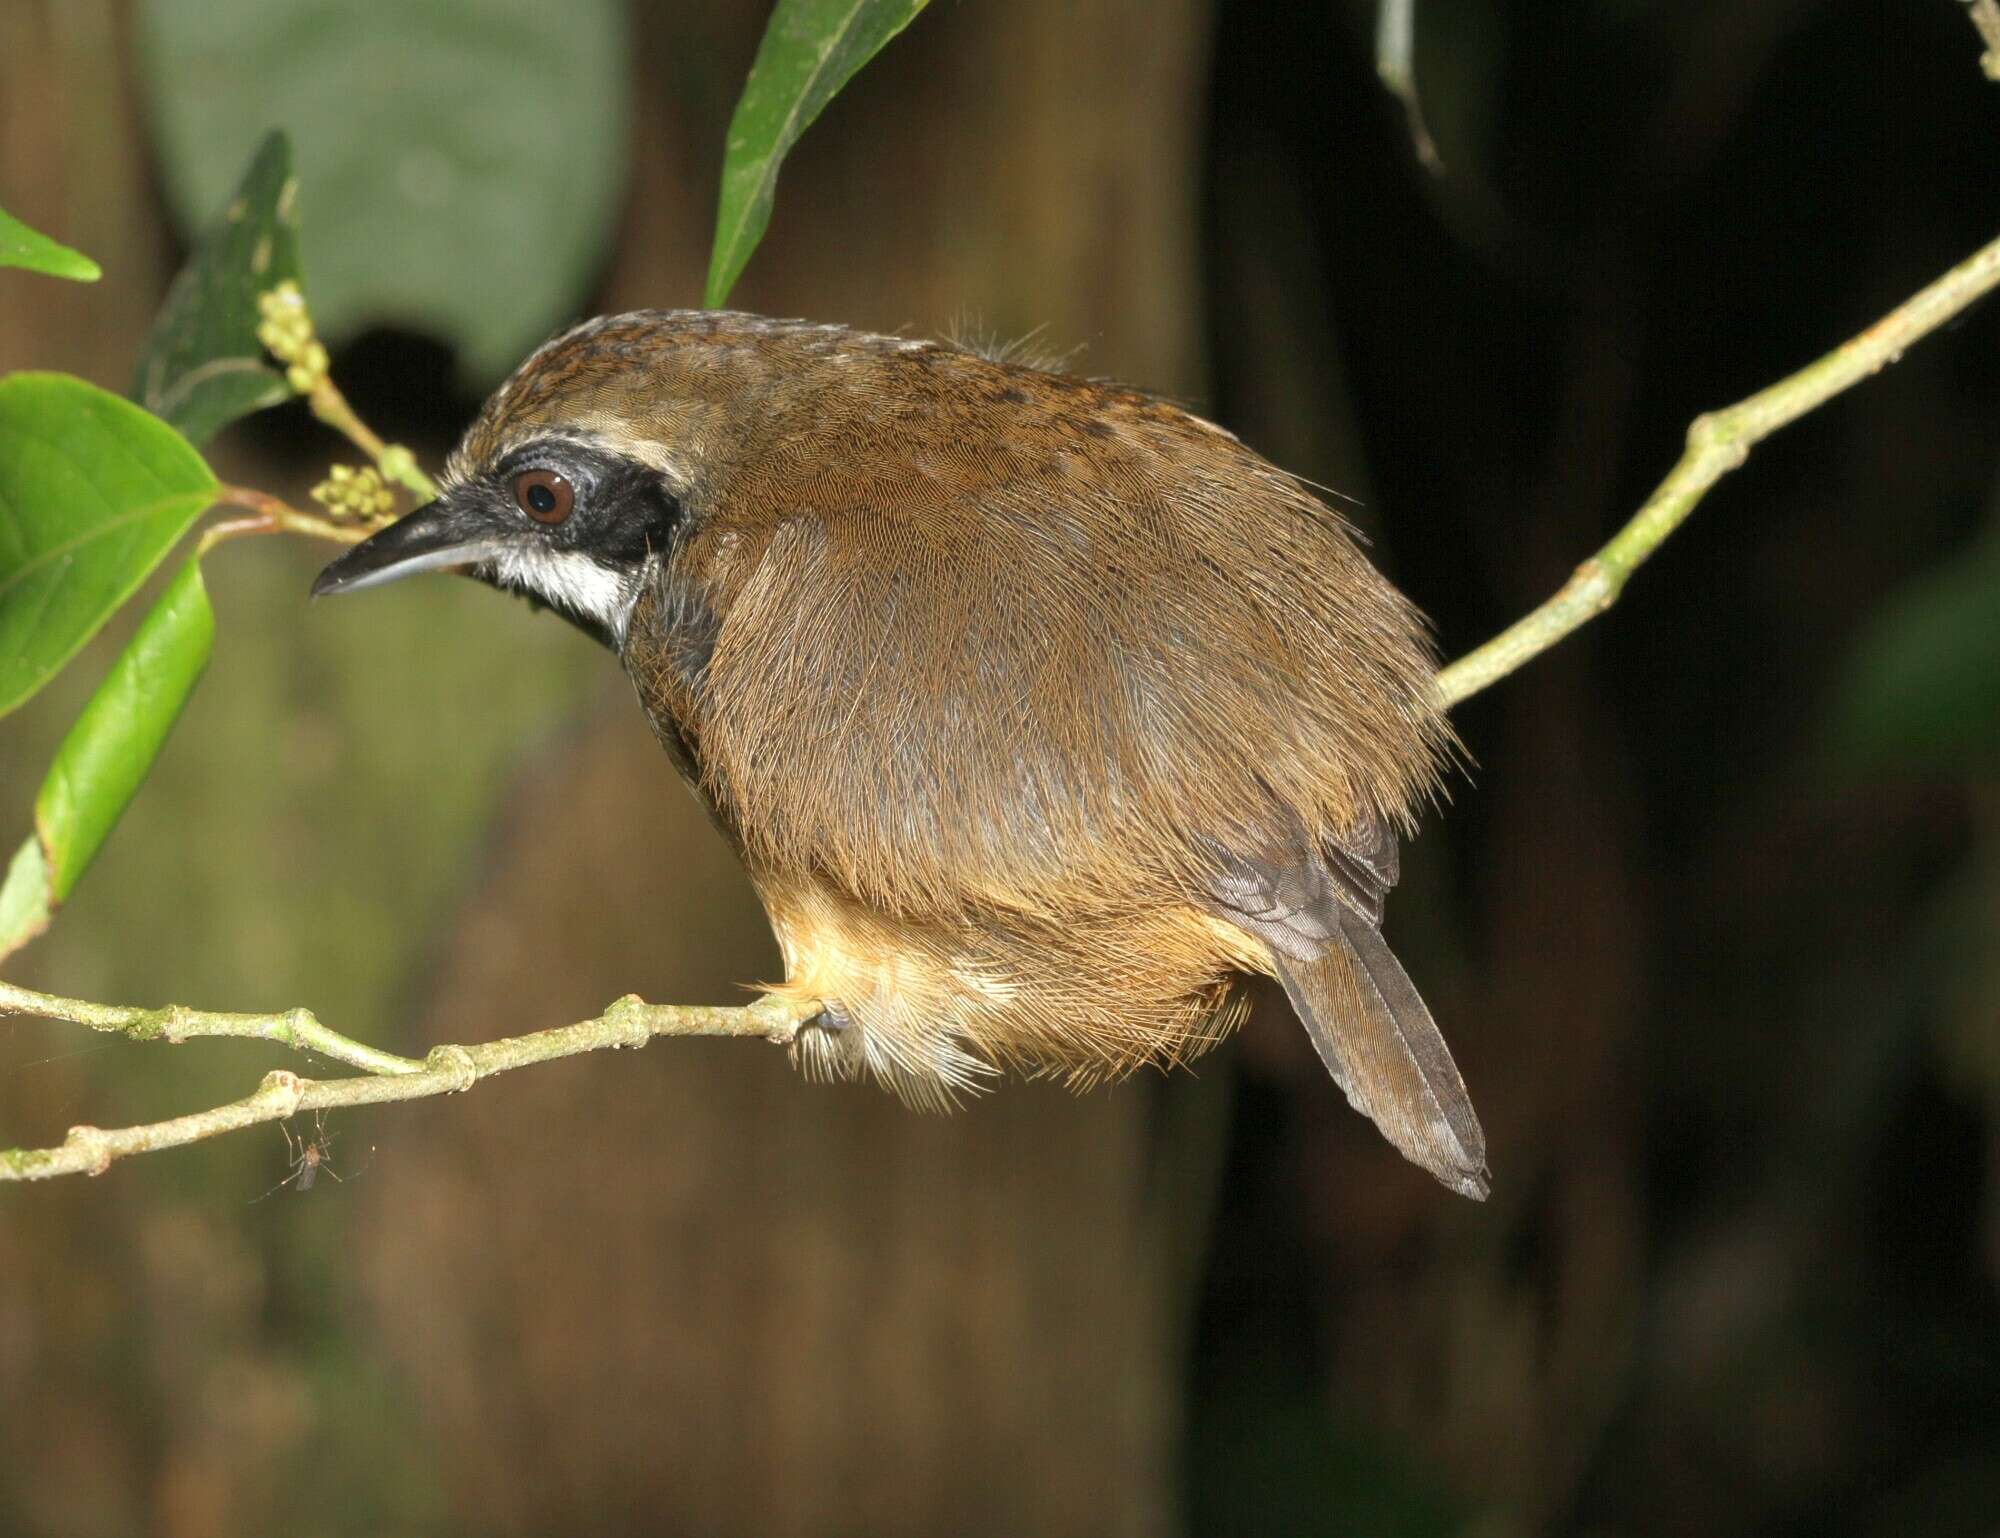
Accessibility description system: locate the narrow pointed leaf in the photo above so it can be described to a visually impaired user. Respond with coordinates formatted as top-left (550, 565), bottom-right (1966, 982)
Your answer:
top-left (0, 205), bottom-right (101, 282)
top-left (130, 130), bottom-right (303, 446)
top-left (36, 558), bottom-right (215, 902)
top-left (0, 373), bottom-right (218, 718)
top-left (0, 836), bottom-right (52, 962)
top-left (706, 0), bottom-right (930, 308)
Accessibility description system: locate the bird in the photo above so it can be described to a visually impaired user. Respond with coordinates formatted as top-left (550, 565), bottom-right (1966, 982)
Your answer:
top-left (312, 309), bottom-right (1490, 1199)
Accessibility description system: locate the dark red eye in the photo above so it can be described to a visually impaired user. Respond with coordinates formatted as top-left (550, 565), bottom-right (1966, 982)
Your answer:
top-left (512, 468), bottom-right (573, 524)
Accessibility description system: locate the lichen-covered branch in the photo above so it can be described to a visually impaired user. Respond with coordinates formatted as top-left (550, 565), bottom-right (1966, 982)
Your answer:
top-left (1433, 228), bottom-right (2000, 708)
top-left (0, 989), bottom-right (817, 1182)
top-left (0, 979), bottom-right (424, 1075)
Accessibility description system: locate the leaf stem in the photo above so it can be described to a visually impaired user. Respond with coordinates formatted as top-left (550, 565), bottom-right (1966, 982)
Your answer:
top-left (206, 483), bottom-right (372, 551)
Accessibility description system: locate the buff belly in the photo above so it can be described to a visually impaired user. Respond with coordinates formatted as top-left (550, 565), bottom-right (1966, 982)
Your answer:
top-left (753, 874), bottom-right (1265, 1110)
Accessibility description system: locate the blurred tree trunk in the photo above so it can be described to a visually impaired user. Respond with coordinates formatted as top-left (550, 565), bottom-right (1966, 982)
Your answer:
top-left (0, 0), bottom-right (160, 383)
top-left (353, 4), bottom-right (1219, 1535)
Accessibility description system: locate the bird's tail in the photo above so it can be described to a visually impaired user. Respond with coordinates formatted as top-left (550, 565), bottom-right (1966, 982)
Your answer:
top-left (1271, 910), bottom-right (1490, 1200)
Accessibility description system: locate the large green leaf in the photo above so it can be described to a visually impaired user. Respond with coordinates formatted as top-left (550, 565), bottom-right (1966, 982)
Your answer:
top-left (706, 0), bottom-right (930, 308)
top-left (0, 373), bottom-right (218, 718)
top-left (37, 558), bottom-right (216, 901)
top-left (0, 205), bottom-right (102, 282)
top-left (1827, 538), bottom-right (2000, 774)
top-left (137, 0), bottom-right (629, 386)
top-left (131, 130), bottom-right (304, 446)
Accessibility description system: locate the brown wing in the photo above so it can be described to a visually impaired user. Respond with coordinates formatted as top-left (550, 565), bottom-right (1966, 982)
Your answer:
top-left (675, 349), bottom-right (1449, 922)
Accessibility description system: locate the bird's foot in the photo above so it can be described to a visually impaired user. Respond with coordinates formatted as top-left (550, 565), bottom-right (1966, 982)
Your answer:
top-left (805, 1000), bottom-right (852, 1036)
top-left (787, 999), bottom-right (859, 1085)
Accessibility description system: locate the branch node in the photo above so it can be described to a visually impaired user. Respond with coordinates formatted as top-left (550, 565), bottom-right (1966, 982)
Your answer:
top-left (424, 1043), bottom-right (479, 1092)
top-left (63, 1126), bottom-right (111, 1177)
top-left (259, 1069), bottom-right (306, 1117)
top-left (1687, 410), bottom-right (1751, 473)
top-left (277, 1007), bottom-right (316, 1050)
top-left (1560, 557), bottom-right (1614, 613)
top-left (603, 993), bottom-right (654, 1048)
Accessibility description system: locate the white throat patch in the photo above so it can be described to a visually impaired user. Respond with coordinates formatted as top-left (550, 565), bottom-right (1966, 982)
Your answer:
top-left (484, 546), bottom-right (642, 645)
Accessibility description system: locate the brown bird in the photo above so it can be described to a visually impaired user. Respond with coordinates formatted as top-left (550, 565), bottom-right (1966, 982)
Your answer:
top-left (313, 310), bottom-right (1489, 1198)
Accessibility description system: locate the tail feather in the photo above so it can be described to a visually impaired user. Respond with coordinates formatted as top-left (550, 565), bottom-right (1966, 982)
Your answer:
top-left (1272, 910), bottom-right (1490, 1200)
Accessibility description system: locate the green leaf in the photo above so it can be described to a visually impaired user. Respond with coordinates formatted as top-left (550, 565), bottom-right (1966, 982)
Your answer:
top-left (706, 0), bottom-right (931, 308)
top-left (36, 558), bottom-right (215, 902)
top-left (0, 205), bottom-right (102, 282)
top-left (0, 373), bottom-right (218, 718)
top-left (131, 129), bottom-right (303, 446)
top-left (138, 0), bottom-right (629, 386)
top-left (0, 835), bottom-right (52, 962)
top-left (1826, 538), bottom-right (2000, 774)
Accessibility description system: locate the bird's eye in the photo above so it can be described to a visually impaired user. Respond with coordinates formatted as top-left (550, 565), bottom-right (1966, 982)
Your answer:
top-left (512, 468), bottom-right (574, 525)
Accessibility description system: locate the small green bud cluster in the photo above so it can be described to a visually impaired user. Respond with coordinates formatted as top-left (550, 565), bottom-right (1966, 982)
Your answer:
top-left (311, 463), bottom-right (396, 526)
top-left (256, 280), bottom-right (330, 393)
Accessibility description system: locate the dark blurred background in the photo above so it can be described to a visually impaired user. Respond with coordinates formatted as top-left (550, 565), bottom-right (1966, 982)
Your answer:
top-left (3, 1), bottom-right (1998, 1534)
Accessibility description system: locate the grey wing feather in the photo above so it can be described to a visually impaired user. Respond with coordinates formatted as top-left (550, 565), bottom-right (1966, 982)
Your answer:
top-left (1324, 811), bottom-right (1397, 920)
top-left (1205, 843), bottom-right (1344, 961)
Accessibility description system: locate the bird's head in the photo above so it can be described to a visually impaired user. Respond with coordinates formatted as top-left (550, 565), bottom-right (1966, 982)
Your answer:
top-left (311, 310), bottom-right (786, 648)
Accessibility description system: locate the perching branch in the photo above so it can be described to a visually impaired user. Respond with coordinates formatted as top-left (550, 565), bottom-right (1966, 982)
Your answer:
top-left (0, 983), bottom-right (817, 1181)
top-left (1433, 227), bottom-right (2000, 708)
top-left (7, 232), bottom-right (2000, 1182)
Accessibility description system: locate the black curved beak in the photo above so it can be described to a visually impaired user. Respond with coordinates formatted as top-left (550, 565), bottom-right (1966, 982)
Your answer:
top-left (311, 499), bottom-right (507, 598)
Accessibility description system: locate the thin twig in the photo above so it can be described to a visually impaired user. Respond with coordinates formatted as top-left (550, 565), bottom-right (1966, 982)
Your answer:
top-left (1962, 0), bottom-right (2000, 80)
top-left (0, 990), bottom-right (818, 1181)
top-left (306, 376), bottom-right (440, 502)
top-left (257, 278), bottom-right (438, 503)
top-left (0, 978), bottom-right (422, 1075)
top-left (1433, 227), bottom-right (2000, 707)
top-left (194, 512), bottom-right (280, 556)
top-left (207, 483), bottom-right (374, 550)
